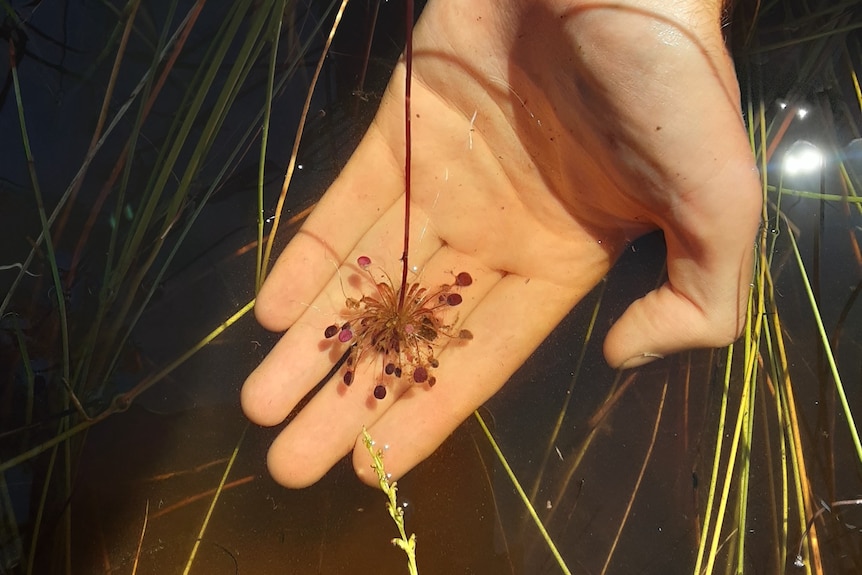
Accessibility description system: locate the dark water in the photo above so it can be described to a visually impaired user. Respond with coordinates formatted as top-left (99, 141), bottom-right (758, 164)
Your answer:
top-left (2, 1), bottom-right (862, 574)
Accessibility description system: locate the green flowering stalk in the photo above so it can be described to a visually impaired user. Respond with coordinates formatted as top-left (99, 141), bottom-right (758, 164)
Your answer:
top-left (361, 428), bottom-right (419, 575)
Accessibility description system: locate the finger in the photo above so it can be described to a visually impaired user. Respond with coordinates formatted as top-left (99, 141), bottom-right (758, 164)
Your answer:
top-left (603, 164), bottom-right (761, 369)
top-left (242, 197), bottom-right (446, 427)
top-left (241, 291), bottom-right (347, 428)
top-left (350, 271), bottom-right (603, 486)
top-left (266, 358), bottom-right (386, 488)
top-left (255, 124), bottom-right (403, 331)
top-left (263, 248), bottom-right (501, 487)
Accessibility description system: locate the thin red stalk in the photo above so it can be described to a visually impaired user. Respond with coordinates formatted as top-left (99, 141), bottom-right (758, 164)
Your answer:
top-left (398, 0), bottom-right (414, 311)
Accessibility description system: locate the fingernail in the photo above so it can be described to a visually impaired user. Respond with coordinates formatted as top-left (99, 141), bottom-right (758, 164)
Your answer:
top-left (618, 352), bottom-right (665, 370)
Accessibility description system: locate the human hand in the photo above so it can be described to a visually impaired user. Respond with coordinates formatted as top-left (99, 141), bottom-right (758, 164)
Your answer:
top-left (242, 0), bottom-right (761, 488)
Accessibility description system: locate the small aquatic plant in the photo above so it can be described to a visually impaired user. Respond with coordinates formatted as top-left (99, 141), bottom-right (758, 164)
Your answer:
top-left (323, 257), bottom-right (473, 400)
top-left (319, 0), bottom-right (473, 402)
top-left (362, 427), bottom-right (419, 575)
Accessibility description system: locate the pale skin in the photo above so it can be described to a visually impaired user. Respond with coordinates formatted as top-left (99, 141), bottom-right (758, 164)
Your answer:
top-left (242, 0), bottom-right (762, 488)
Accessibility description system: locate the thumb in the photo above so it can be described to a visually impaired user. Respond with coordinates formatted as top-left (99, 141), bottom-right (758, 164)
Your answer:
top-left (603, 192), bottom-right (760, 369)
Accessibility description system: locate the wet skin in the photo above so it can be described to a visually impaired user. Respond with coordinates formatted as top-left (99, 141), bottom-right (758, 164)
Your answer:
top-left (242, 0), bottom-right (761, 488)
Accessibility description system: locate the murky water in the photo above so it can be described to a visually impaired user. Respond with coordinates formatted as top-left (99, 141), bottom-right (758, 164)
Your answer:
top-left (2, 1), bottom-right (861, 574)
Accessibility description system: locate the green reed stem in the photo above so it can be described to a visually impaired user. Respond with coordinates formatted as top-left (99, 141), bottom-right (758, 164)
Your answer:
top-left (760, 120), bottom-right (792, 572)
top-left (79, 0), bottom-right (188, 396)
top-left (692, 343), bottom-right (734, 575)
top-left (63, 434), bottom-right (72, 575)
top-left (109, 0), bottom-right (240, 282)
top-left (102, 3), bottom-right (272, 386)
top-left (786, 221), bottom-right (862, 464)
top-left (768, 185), bottom-right (862, 203)
top-left (25, 422), bottom-right (61, 575)
top-left (0, 1), bottom-right (192, 318)
top-left (546, 370), bottom-right (627, 521)
top-left (183, 423), bottom-right (248, 575)
top-left (836, 160), bottom-right (862, 216)
top-left (767, 245), bottom-right (823, 572)
top-left (0, 299), bottom-right (255, 475)
top-left (474, 411), bottom-right (571, 575)
top-left (762, 316), bottom-right (790, 575)
top-left (735, 341), bottom-right (757, 575)
top-left (527, 280), bottom-right (606, 508)
top-left (0, 470), bottom-right (23, 571)
top-left (101, 107), bottom-right (260, 391)
top-left (10, 317), bottom-right (35, 426)
top-left (701, 228), bottom-right (764, 575)
top-left (257, 0), bottom-right (286, 293)
top-left (262, 0), bottom-right (350, 280)
top-left (53, 0), bottom-right (140, 252)
top-left (600, 382), bottom-right (667, 575)
top-left (109, 0), bottom-right (257, 333)
top-left (11, 43), bottom-right (69, 386)
top-left (100, 0), bottom-right (182, 291)
top-left (775, 343), bottom-right (816, 575)
top-left (703, 349), bottom-right (755, 575)
top-left (14, 58), bottom-right (78, 575)
top-left (746, 21), bottom-right (862, 55)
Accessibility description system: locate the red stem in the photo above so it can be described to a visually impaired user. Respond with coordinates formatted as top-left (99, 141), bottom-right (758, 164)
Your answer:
top-left (398, 0), bottom-right (414, 311)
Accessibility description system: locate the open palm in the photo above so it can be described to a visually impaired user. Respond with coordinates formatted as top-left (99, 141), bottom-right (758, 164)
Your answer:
top-left (242, 0), bottom-right (761, 488)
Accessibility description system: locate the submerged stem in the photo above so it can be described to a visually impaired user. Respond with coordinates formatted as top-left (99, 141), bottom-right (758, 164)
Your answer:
top-left (398, 0), bottom-right (414, 311)
top-left (361, 428), bottom-right (419, 575)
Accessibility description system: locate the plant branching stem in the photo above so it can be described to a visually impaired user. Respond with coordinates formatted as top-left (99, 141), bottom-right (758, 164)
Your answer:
top-left (361, 428), bottom-right (419, 575)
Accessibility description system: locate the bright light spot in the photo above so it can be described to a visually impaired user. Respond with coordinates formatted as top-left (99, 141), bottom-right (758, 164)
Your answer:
top-left (783, 141), bottom-right (822, 176)
top-left (778, 101), bottom-right (788, 110)
top-left (797, 108), bottom-right (808, 119)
